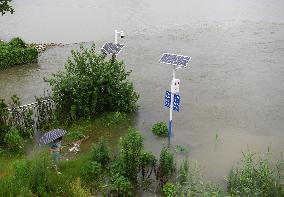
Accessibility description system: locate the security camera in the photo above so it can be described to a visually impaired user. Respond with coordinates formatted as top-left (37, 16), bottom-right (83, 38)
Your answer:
top-left (120, 31), bottom-right (124, 38)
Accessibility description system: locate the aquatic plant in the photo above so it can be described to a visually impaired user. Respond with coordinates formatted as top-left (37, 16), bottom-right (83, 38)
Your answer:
top-left (152, 121), bottom-right (168, 136)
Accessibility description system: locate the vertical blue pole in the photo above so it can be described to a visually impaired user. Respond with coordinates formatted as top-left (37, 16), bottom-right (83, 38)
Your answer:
top-left (168, 120), bottom-right (172, 147)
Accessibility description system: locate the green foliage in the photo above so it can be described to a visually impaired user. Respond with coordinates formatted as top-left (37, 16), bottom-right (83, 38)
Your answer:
top-left (152, 121), bottom-right (168, 136)
top-left (46, 44), bottom-right (139, 122)
top-left (65, 130), bottom-right (85, 143)
top-left (4, 127), bottom-right (23, 153)
top-left (227, 151), bottom-right (284, 196)
top-left (140, 150), bottom-right (157, 180)
top-left (0, 38), bottom-right (38, 68)
top-left (178, 159), bottom-right (189, 185)
top-left (102, 111), bottom-right (128, 127)
top-left (119, 127), bottom-right (143, 182)
top-left (9, 37), bottom-right (26, 48)
top-left (0, 98), bottom-right (9, 143)
top-left (70, 178), bottom-right (90, 197)
top-left (162, 182), bottom-right (177, 197)
top-left (91, 137), bottom-right (111, 165)
top-left (158, 147), bottom-right (175, 184)
top-left (110, 173), bottom-right (133, 197)
top-left (80, 161), bottom-right (102, 184)
top-left (0, 0), bottom-right (14, 15)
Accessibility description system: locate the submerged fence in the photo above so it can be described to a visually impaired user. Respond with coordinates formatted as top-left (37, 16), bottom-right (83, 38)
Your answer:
top-left (7, 98), bottom-right (55, 139)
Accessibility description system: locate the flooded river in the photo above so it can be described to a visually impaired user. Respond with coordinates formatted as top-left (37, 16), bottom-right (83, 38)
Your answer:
top-left (1, 0), bottom-right (284, 188)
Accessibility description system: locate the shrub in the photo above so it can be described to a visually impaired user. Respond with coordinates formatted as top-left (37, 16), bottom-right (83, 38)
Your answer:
top-left (70, 178), bottom-right (90, 197)
top-left (140, 150), bottom-right (157, 180)
top-left (119, 127), bottom-right (143, 182)
top-left (178, 159), bottom-right (189, 185)
top-left (65, 130), bottom-right (85, 143)
top-left (91, 137), bottom-right (111, 165)
top-left (162, 182), bottom-right (177, 197)
top-left (8, 37), bottom-right (26, 48)
top-left (158, 147), bottom-right (175, 184)
top-left (80, 161), bottom-right (102, 184)
top-left (110, 173), bottom-right (133, 197)
top-left (4, 126), bottom-right (23, 153)
top-left (227, 151), bottom-right (284, 197)
top-left (0, 98), bottom-right (9, 143)
top-left (46, 44), bottom-right (139, 122)
top-left (0, 38), bottom-right (38, 68)
top-left (102, 111), bottom-right (128, 127)
top-left (152, 121), bottom-right (168, 136)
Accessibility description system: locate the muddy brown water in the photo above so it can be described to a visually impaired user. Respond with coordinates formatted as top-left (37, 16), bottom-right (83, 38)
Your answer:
top-left (1, 0), bottom-right (284, 190)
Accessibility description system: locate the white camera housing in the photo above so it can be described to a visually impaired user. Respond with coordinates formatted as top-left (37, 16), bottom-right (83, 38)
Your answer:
top-left (171, 78), bottom-right (180, 94)
top-left (120, 31), bottom-right (124, 38)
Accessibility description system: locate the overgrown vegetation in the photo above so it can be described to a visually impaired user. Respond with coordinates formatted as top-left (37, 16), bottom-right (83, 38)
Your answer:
top-left (152, 121), bottom-right (168, 136)
top-left (46, 44), bottom-right (139, 123)
top-left (0, 37), bottom-right (38, 68)
top-left (227, 151), bottom-right (284, 196)
top-left (0, 96), bottom-right (33, 153)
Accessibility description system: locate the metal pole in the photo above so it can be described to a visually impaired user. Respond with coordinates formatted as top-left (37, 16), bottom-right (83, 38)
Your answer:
top-left (168, 67), bottom-right (176, 147)
top-left (115, 30), bottom-right (118, 44)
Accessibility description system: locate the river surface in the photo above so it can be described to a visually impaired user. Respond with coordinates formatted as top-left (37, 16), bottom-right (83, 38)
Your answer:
top-left (1, 0), bottom-right (284, 189)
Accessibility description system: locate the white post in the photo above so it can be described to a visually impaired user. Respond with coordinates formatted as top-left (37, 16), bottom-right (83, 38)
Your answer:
top-left (114, 29), bottom-right (118, 44)
top-left (168, 67), bottom-right (176, 147)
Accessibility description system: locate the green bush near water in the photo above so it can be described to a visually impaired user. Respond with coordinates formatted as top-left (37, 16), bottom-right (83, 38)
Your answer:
top-left (0, 37), bottom-right (38, 68)
top-left (46, 44), bottom-right (139, 123)
top-left (227, 151), bottom-right (284, 196)
top-left (152, 121), bottom-right (168, 136)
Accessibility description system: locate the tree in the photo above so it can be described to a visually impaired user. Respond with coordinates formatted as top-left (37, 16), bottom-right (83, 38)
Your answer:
top-left (0, 0), bottom-right (14, 16)
top-left (47, 44), bottom-right (139, 122)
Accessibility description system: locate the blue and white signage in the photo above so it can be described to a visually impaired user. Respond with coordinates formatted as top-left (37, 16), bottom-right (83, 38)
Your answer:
top-left (164, 90), bottom-right (171, 108)
top-left (100, 42), bottom-right (124, 55)
top-left (173, 94), bottom-right (180, 112)
top-left (159, 53), bottom-right (191, 68)
top-left (164, 90), bottom-right (181, 112)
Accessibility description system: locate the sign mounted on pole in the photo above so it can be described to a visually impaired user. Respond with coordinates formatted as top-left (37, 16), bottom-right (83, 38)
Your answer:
top-left (173, 94), bottom-right (180, 112)
top-left (164, 90), bottom-right (171, 108)
top-left (159, 53), bottom-right (191, 68)
top-left (100, 42), bottom-right (124, 56)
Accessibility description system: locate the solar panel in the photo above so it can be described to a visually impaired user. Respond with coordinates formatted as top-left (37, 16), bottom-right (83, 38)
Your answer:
top-left (100, 42), bottom-right (124, 55)
top-left (159, 53), bottom-right (191, 67)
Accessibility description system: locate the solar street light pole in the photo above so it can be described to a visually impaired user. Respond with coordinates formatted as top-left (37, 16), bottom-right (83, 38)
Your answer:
top-left (115, 30), bottom-right (124, 44)
top-left (168, 67), bottom-right (176, 147)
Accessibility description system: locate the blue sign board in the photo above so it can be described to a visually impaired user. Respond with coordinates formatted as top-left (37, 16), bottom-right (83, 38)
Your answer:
top-left (173, 94), bottom-right (180, 112)
top-left (164, 90), bottom-right (181, 112)
top-left (164, 90), bottom-right (171, 108)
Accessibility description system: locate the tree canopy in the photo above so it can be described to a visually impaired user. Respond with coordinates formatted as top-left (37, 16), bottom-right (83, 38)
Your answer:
top-left (0, 0), bottom-right (14, 16)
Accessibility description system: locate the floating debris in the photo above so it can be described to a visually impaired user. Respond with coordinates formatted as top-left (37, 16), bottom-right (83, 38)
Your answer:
top-left (26, 42), bottom-right (64, 53)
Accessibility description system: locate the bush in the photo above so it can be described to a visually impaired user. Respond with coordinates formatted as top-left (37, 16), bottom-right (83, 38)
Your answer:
top-left (0, 98), bottom-right (9, 143)
top-left (70, 178), bottom-right (90, 197)
top-left (4, 127), bottom-right (23, 153)
top-left (158, 147), bottom-right (175, 184)
top-left (47, 44), bottom-right (139, 122)
top-left (162, 182), bottom-right (177, 197)
top-left (80, 161), bottom-right (102, 185)
top-left (152, 121), bottom-right (168, 136)
top-left (0, 38), bottom-right (38, 68)
top-left (140, 150), bottom-right (157, 180)
top-left (110, 173), bottom-right (133, 197)
top-left (91, 137), bottom-right (111, 165)
top-left (119, 127), bottom-right (143, 182)
top-left (227, 151), bottom-right (284, 197)
top-left (65, 130), bottom-right (85, 143)
top-left (8, 37), bottom-right (26, 48)
top-left (101, 111), bottom-right (128, 127)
